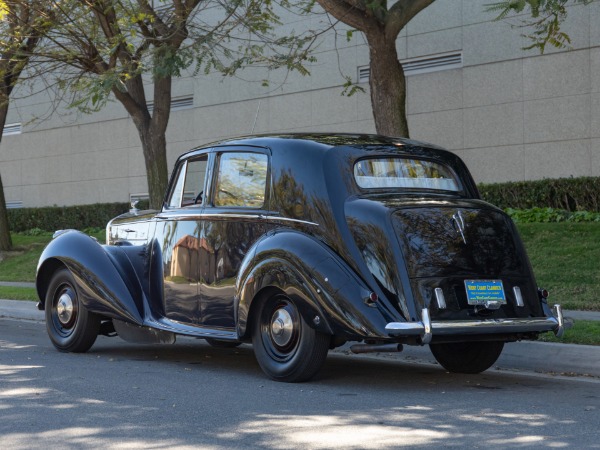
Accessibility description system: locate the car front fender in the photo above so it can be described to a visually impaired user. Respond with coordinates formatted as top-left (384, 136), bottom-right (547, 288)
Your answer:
top-left (235, 230), bottom-right (393, 340)
top-left (36, 230), bottom-right (145, 325)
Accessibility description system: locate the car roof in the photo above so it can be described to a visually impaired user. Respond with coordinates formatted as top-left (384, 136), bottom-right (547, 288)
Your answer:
top-left (184, 133), bottom-right (447, 156)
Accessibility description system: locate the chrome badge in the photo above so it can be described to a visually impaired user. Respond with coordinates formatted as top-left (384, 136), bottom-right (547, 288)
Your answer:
top-left (452, 210), bottom-right (467, 244)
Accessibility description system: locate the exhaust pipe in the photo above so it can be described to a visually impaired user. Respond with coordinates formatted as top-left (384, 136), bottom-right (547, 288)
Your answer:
top-left (350, 343), bottom-right (403, 354)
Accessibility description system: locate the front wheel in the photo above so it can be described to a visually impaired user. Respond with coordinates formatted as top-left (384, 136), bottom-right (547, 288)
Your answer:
top-left (252, 294), bottom-right (330, 382)
top-left (429, 341), bottom-right (504, 374)
top-left (45, 267), bottom-right (100, 353)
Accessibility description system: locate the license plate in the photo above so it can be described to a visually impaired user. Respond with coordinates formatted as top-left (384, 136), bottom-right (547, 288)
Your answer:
top-left (464, 280), bottom-right (506, 304)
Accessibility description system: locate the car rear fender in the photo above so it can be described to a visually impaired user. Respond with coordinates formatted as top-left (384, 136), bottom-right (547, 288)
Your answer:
top-left (235, 231), bottom-right (390, 340)
top-left (36, 230), bottom-right (145, 325)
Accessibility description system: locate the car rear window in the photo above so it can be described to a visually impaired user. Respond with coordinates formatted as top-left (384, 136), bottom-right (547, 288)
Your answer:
top-left (354, 158), bottom-right (460, 191)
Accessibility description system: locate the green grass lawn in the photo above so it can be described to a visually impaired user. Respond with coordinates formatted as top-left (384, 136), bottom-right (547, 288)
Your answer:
top-left (516, 222), bottom-right (600, 311)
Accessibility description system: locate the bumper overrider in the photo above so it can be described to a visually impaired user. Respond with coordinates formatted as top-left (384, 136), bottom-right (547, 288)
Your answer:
top-left (385, 304), bottom-right (571, 345)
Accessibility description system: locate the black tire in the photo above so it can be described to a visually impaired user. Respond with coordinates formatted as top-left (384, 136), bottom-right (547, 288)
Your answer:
top-left (205, 338), bottom-right (242, 348)
top-left (429, 341), bottom-right (504, 374)
top-left (45, 267), bottom-right (100, 353)
top-left (252, 294), bottom-right (330, 382)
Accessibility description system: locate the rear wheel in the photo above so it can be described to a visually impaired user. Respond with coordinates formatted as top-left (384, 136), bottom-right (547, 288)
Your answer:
top-left (429, 341), bottom-right (504, 374)
top-left (45, 267), bottom-right (100, 353)
top-left (252, 294), bottom-right (330, 382)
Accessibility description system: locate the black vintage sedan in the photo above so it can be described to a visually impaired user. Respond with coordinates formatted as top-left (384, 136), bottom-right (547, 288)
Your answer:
top-left (36, 134), bottom-right (567, 381)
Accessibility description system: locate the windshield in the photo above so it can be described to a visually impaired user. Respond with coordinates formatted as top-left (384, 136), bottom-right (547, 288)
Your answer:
top-left (354, 158), bottom-right (460, 191)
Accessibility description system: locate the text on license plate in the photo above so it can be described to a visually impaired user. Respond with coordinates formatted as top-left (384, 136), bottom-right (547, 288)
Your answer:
top-left (464, 280), bottom-right (506, 304)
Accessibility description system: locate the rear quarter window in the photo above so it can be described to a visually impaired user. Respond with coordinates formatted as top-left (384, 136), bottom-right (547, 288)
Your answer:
top-left (354, 158), bottom-right (460, 192)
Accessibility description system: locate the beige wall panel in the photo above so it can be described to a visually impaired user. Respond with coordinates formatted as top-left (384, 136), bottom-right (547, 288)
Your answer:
top-left (591, 2), bottom-right (600, 46)
top-left (592, 93), bottom-right (600, 138)
top-left (26, 155), bottom-right (72, 186)
top-left (456, 145), bottom-right (525, 183)
top-left (406, 28), bottom-right (462, 60)
top-left (523, 139), bottom-right (592, 180)
top-left (406, 0), bottom-right (462, 35)
top-left (69, 120), bottom-right (139, 153)
top-left (463, 103), bottom-right (523, 149)
top-left (463, 21), bottom-right (530, 67)
top-left (0, 160), bottom-right (22, 187)
top-left (524, 95), bottom-right (590, 143)
top-left (591, 48), bottom-right (600, 94)
top-left (463, 60), bottom-right (523, 108)
top-left (0, 134), bottom-right (32, 161)
top-left (409, 109), bottom-right (464, 150)
top-left (294, 119), bottom-right (375, 135)
top-left (310, 88), bottom-right (358, 127)
top-left (407, 70), bottom-right (463, 114)
top-left (592, 139), bottom-right (600, 177)
top-left (70, 148), bottom-right (130, 182)
top-left (265, 92), bottom-right (313, 132)
top-left (523, 50), bottom-right (590, 100)
top-left (3, 186), bottom-right (21, 204)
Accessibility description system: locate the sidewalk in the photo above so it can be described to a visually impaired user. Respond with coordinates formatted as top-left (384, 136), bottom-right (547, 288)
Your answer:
top-left (2, 296), bottom-right (599, 378)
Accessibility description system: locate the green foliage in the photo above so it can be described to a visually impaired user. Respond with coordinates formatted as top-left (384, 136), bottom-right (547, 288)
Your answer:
top-left (478, 176), bottom-right (600, 212)
top-left (7, 203), bottom-right (129, 233)
top-left (487, 0), bottom-right (592, 53)
top-left (505, 207), bottom-right (600, 223)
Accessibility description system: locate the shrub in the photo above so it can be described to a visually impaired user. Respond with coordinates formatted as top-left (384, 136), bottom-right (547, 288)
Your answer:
top-left (8, 203), bottom-right (129, 233)
top-left (478, 177), bottom-right (600, 212)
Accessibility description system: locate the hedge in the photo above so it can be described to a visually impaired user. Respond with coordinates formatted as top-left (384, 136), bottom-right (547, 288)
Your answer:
top-left (6, 176), bottom-right (600, 232)
top-left (8, 203), bottom-right (129, 233)
top-left (478, 177), bottom-right (600, 212)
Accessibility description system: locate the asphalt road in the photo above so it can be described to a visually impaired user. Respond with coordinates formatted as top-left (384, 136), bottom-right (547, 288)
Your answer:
top-left (1, 318), bottom-right (599, 449)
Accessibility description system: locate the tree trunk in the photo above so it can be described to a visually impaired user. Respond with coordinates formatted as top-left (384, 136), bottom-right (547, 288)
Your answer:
top-left (138, 126), bottom-right (169, 210)
top-left (0, 172), bottom-right (12, 251)
top-left (366, 30), bottom-right (409, 138)
top-left (0, 101), bottom-right (12, 251)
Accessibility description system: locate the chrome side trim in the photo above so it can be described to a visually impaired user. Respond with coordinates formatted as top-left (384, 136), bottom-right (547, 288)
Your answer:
top-left (513, 286), bottom-right (524, 307)
top-left (155, 212), bottom-right (319, 226)
top-left (385, 306), bottom-right (565, 343)
top-left (553, 304), bottom-right (565, 338)
top-left (434, 287), bottom-right (446, 309)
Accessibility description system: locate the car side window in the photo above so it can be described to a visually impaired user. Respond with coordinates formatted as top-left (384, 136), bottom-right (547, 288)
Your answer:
top-left (166, 162), bottom-right (187, 208)
top-left (181, 157), bottom-right (208, 206)
top-left (166, 155), bottom-right (208, 209)
top-left (214, 152), bottom-right (268, 208)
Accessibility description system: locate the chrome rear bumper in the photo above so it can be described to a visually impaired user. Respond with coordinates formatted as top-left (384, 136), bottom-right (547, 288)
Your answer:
top-left (385, 304), bottom-right (570, 345)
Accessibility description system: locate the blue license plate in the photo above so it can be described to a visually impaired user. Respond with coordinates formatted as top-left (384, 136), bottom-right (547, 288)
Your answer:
top-left (464, 280), bottom-right (506, 304)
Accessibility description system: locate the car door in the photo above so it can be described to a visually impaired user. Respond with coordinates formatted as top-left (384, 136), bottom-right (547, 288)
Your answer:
top-left (199, 148), bottom-right (271, 329)
top-left (154, 153), bottom-right (210, 324)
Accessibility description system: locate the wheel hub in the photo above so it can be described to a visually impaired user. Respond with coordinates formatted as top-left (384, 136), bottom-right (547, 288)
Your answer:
top-left (270, 308), bottom-right (294, 347)
top-left (56, 292), bottom-right (74, 325)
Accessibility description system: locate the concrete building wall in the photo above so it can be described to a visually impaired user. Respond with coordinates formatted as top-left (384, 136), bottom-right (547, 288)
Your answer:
top-left (1, 0), bottom-right (599, 208)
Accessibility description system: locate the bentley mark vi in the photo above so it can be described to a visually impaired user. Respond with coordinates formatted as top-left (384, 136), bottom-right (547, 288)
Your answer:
top-left (36, 134), bottom-right (567, 381)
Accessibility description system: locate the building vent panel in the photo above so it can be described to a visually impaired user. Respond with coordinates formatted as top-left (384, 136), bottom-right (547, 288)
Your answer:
top-left (357, 51), bottom-right (463, 83)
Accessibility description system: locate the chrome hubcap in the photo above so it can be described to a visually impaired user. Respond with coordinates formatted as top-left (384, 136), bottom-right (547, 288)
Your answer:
top-left (270, 308), bottom-right (294, 347)
top-left (56, 292), bottom-right (74, 325)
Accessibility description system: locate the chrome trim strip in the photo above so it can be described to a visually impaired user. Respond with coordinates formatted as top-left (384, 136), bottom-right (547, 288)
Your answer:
top-left (513, 286), bottom-right (524, 307)
top-left (434, 288), bottom-right (446, 309)
top-left (156, 212), bottom-right (319, 226)
top-left (385, 310), bottom-right (562, 341)
top-left (552, 304), bottom-right (565, 337)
